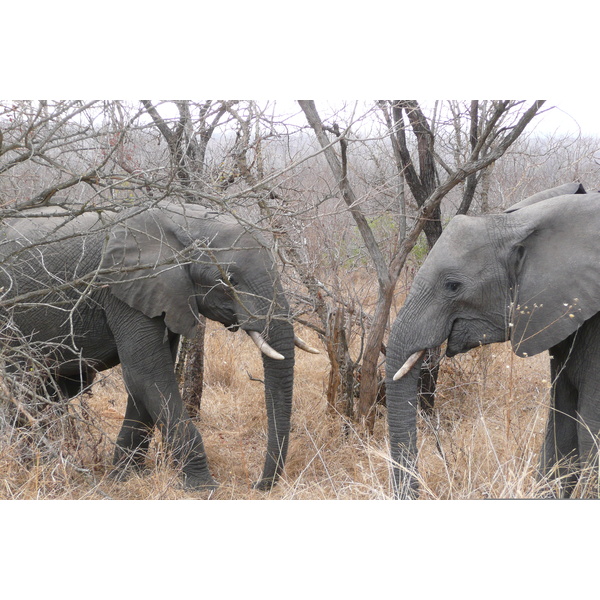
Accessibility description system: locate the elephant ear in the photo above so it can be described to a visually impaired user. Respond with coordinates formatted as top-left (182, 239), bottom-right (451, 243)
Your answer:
top-left (101, 205), bottom-right (200, 337)
top-left (504, 182), bottom-right (586, 213)
top-left (509, 192), bottom-right (600, 357)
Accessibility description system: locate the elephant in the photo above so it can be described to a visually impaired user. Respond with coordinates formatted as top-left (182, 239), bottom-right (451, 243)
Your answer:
top-left (385, 182), bottom-right (600, 498)
top-left (0, 201), bottom-right (318, 492)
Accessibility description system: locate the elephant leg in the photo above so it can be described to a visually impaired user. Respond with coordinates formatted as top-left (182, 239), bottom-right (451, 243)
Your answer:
top-left (111, 394), bottom-right (155, 477)
top-left (540, 348), bottom-right (579, 497)
top-left (106, 306), bottom-right (217, 491)
top-left (575, 406), bottom-right (600, 495)
top-left (118, 362), bottom-right (217, 490)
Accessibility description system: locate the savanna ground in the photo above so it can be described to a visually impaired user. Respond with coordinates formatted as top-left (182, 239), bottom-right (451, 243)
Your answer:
top-left (3, 307), bottom-right (598, 500)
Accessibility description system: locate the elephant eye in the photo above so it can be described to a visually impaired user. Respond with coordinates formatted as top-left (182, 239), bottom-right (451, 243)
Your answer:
top-left (445, 280), bottom-right (462, 293)
top-left (227, 274), bottom-right (238, 287)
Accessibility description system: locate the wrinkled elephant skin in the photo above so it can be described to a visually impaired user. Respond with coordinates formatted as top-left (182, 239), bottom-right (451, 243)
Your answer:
top-left (0, 202), bottom-right (300, 492)
top-left (386, 182), bottom-right (600, 498)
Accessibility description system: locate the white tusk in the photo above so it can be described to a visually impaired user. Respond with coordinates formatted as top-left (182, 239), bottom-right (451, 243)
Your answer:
top-left (248, 330), bottom-right (285, 360)
top-left (393, 350), bottom-right (426, 381)
top-left (294, 334), bottom-right (320, 354)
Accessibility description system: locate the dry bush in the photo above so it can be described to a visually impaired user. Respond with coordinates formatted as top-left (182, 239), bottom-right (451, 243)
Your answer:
top-left (1, 319), bottom-right (599, 499)
top-left (416, 345), bottom-right (550, 499)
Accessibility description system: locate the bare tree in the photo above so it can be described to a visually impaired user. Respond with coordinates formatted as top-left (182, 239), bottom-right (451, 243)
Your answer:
top-left (0, 101), bottom-right (153, 210)
top-left (299, 99), bottom-right (546, 431)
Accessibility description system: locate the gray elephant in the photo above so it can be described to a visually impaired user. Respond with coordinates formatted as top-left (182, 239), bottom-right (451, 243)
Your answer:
top-left (0, 201), bottom-right (317, 491)
top-left (386, 182), bottom-right (600, 498)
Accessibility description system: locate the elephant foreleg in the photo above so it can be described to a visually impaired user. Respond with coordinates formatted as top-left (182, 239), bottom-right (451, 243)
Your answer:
top-left (575, 399), bottom-right (600, 495)
top-left (111, 394), bottom-right (155, 478)
top-left (540, 349), bottom-right (579, 497)
top-left (119, 366), bottom-right (217, 490)
top-left (105, 304), bottom-right (217, 490)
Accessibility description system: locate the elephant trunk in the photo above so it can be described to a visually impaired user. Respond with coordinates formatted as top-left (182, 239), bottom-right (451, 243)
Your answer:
top-left (385, 300), bottom-right (445, 498)
top-left (254, 317), bottom-right (295, 490)
top-left (385, 342), bottom-right (424, 498)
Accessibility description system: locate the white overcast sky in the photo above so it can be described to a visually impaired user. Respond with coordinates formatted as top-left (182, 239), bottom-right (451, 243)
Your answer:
top-left (533, 100), bottom-right (600, 137)
top-left (5, 2), bottom-right (598, 139)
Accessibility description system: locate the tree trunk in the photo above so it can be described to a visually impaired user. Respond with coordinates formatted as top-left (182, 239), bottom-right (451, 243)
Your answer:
top-left (325, 306), bottom-right (357, 422)
top-left (299, 100), bottom-right (392, 431)
top-left (356, 284), bottom-right (395, 433)
top-left (418, 347), bottom-right (441, 415)
top-left (180, 317), bottom-right (206, 416)
top-left (325, 308), bottom-right (343, 415)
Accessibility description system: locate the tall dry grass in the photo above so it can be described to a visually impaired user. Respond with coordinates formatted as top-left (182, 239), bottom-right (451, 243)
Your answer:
top-left (1, 319), bottom-right (598, 499)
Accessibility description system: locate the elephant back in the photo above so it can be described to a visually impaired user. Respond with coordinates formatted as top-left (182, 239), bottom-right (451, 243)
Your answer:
top-left (0, 208), bottom-right (108, 302)
top-left (0, 208), bottom-right (114, 357)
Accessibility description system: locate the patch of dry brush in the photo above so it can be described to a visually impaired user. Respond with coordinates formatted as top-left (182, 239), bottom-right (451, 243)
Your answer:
top-left (1, 321), bottom-right (598, 499)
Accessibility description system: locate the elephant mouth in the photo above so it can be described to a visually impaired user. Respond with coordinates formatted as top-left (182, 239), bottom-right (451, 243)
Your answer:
top-left (446, 338), bottom-right (480, 357)
top-left (446, 317), bottom-right (505, 357)
top-left (446, 318), bottom-right (483, 356)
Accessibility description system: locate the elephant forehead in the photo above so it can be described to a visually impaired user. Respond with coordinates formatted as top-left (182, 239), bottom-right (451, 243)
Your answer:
top-left (428, 216), bottom-right (490, 263)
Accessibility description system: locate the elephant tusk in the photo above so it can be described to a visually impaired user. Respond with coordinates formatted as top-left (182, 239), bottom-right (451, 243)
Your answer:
top-left (393, 350), bottom-right (426, 381)
top-left (294, 334), bottom-right (320, 354)
top-left (248, 330), bottom-right (285, 360)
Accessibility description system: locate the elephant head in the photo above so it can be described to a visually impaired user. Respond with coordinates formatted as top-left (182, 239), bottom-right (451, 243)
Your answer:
top-left (100, 202), bottom-right (317, 489)
top-left (385, 182), bottom-right (600, 497)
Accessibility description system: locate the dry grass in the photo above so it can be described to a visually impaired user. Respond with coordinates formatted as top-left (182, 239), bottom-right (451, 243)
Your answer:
top-left (1, 320), bottom-right (598, 500)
